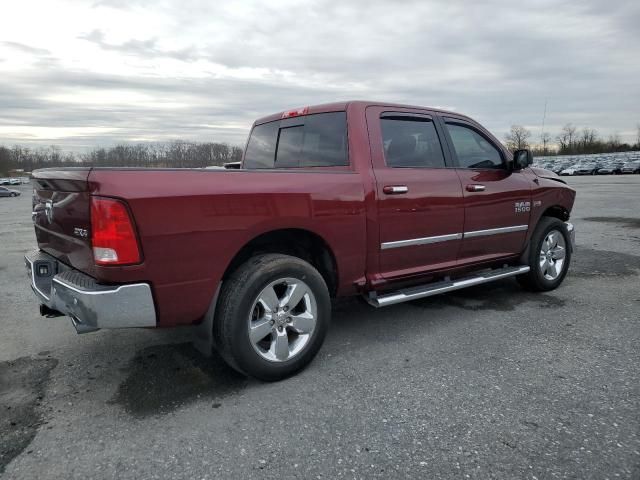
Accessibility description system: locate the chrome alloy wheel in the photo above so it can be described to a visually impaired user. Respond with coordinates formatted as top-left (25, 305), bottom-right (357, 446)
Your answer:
top-left (539, 229), bottom-right (566, 280)
top-left (248, 277), bottom-right (317, 362)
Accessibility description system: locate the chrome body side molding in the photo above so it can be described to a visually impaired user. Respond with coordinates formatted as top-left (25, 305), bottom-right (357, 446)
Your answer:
top-left (381, 233), bottom-right (462, 250)
top-left (463, 224), bottom-right (528, 239)
top-left (381, 225), bottom-right (529, 250)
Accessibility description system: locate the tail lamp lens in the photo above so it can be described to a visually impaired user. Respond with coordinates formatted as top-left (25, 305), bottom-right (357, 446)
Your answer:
top-left (90, 197), bottom-right (141, 265)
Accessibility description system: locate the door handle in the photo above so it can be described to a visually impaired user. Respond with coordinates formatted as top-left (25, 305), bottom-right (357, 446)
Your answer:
top-left (383, 185), bottom-right (409, 194)
top-left (466, 184), bottom-right (486, 192)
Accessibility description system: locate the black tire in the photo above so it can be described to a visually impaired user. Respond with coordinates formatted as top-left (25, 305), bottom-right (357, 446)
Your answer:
top-left (213, 253), bottom-right (330, 381)
top-left (517, 217), bottom-right (572, 292)
top-left (10, 193), bottom-right (17, 197)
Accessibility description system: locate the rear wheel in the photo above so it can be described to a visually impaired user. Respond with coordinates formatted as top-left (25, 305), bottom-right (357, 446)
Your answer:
top-left (213, 254), bottom-right (330, 381)
top-left (518, 217), bottom-right (572, 291)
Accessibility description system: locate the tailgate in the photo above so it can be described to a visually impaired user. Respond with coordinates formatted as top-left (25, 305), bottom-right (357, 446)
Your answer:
top-left (32, 169), bottom-right (95, 275)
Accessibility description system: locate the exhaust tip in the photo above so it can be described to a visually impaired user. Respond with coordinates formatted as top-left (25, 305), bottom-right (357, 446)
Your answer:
top-left (39, 304), bottom-right (64, 318)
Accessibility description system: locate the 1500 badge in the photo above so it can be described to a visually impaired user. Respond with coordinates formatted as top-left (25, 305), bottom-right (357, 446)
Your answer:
top-left (515, 201), bottom-right (531, 213)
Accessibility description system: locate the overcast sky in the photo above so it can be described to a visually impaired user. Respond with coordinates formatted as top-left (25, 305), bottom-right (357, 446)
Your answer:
top-left (1, 0), bottom-right (638, 151)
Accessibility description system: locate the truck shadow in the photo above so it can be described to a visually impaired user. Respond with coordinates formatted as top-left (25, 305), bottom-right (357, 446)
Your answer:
top-left (110, 343), bottom-right (248, 418)
top-left (406, 280), bottom-right (565, 312)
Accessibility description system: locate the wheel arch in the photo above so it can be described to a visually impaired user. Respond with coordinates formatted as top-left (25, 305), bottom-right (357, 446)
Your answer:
top-left (541, 205), bottom-right (571, 222)
top-left (221, 228), bottom-right (339, 296)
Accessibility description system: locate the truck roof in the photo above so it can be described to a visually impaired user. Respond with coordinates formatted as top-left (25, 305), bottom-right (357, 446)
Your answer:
top-left (253, 100), bottom-right (470, 125)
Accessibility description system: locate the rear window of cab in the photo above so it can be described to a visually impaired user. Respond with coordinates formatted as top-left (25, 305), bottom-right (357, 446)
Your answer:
top-left (244, 112), bottom-right (348, 169)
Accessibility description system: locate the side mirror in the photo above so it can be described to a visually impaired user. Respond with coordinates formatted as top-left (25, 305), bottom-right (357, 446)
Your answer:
top-left (512, 149), bottom-right (533, 170)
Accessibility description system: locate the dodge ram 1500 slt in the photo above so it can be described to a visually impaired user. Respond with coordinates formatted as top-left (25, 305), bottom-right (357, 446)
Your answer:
top-left (26, 101), bottom-right (576, 380)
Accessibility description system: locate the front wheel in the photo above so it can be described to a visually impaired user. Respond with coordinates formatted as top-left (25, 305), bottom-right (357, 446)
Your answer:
top-left (10, 193), bottom-right (17, 197)
top-left (518, 217), bottom-right (572, 291)
top-left (213, 254), bottom-right (331, 381)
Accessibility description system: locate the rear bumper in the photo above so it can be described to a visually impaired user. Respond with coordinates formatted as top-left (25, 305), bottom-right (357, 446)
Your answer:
top-left (25, 249), bottom-right (156, 333)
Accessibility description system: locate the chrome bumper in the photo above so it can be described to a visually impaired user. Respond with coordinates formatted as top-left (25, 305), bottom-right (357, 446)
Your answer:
top-left (565, 222), bottom-right (575, 250)
top-left (25, 249), bottom-right (156, 333)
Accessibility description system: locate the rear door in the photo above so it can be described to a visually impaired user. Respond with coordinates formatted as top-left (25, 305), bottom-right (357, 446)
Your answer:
top-left (439, 116), bottom-right (533, 263)
top-left (366, 106), bottom-right (465, 280)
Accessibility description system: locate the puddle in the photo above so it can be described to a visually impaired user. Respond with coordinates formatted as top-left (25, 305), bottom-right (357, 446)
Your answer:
top-left (111, 343), bottom-right (248, 418)
top-left (583, 217), bottom-right (640, 229)
top-left (0, 355), bottom-right (58, 474)
top-left (407, 279), bottom-right (565, 312)
top-left (571, 247), bottom-right (640, 277)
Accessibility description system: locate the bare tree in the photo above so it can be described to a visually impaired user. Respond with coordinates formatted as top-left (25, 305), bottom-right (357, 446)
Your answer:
top-left (540, 132), bottom-right (551, 155)
top-left (0, 146), bottom-right (11, 175)
top-left (578, 128), bottom-right (598, 153)
top-left (556, 123), bottom-right (577, 153)
top-left (606, 133), bottom-right (622, 151)
top-left (636, 123), bottom-right (640, 148)
top-left (505, 125), bottom-right (532, 151)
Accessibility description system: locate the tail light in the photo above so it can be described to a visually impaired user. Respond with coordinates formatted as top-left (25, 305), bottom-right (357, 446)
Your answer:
top-left (90, 196), bottom-right (142, 265)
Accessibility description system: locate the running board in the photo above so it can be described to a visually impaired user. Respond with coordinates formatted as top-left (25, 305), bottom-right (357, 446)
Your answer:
top-left (366, 265), bottom-right (530, 307)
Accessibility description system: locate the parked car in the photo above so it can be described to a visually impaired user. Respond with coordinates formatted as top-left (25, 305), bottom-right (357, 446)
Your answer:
top-left (8, 178), bottom-right (21, 185)
top-left (574, 163), bottom-right (599, 175)
top-left (25, 100), bottom-right (576, 380)
top-left (596, 162), bottom-right (624, 175)
top-left (0, 178), bottom-right (10, 185)
top-left (0, 186), bottom-right (20, 197)
top-left (621, 161), bottom-right (640, 174)
top-left (560, 165), bottom-right (579, 176)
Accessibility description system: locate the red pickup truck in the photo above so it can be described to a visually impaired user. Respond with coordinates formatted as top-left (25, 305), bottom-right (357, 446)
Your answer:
top-left (26, 101), bottom-right (576, 380)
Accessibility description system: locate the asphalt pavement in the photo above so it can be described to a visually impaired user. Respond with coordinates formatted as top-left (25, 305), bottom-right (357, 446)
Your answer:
top-left (1, 176), bottom-right (639, 479)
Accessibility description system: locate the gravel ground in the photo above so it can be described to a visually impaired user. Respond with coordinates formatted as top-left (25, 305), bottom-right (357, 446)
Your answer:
top-left (1, 176), bottom-right (639, 479)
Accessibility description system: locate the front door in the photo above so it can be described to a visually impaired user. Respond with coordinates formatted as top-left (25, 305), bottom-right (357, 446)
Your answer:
top-left (366, 106), bottom-right (465, 281)
top-left (440, 117), bottom-right (533, 263)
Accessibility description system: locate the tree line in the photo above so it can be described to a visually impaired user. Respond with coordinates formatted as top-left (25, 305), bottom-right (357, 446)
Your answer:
top-left (505, 124), bottom-right (640, 156)
top-left (0, 141), bottom-right (243, 175)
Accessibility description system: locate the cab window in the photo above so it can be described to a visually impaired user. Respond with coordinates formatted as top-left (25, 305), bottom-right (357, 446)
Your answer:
top-left (445, 123), bottom-right (503, 169)
top-left (380, 117), bottom-right (446, 168)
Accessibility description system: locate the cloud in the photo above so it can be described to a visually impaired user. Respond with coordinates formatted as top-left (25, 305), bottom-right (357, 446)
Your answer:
top-left (78, 29), bottom-right (200, 62)
top-left (1, 41), bottom-right (51, 56)
top-left (0, 0), bottom-right (638, 150)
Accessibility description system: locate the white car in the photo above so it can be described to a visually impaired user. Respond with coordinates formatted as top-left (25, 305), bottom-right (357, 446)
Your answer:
top-left (9, 178), bottom-right (21, 185)
top-left (560, 166), bottom-right (577, 176)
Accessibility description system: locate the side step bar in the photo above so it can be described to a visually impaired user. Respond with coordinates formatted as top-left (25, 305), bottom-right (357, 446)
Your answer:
top-left (366, 265), bottom-right (530, 308)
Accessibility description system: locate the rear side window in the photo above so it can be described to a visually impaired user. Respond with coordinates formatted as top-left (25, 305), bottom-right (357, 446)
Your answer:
top-left (445, 123), bottom-right (503, 169)
top-left (244, 121), bottom-right (279, 169)
top-left (380, 117), bottom-right (446, 168)
top-left (244, 112), bottom-right (348, 169)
